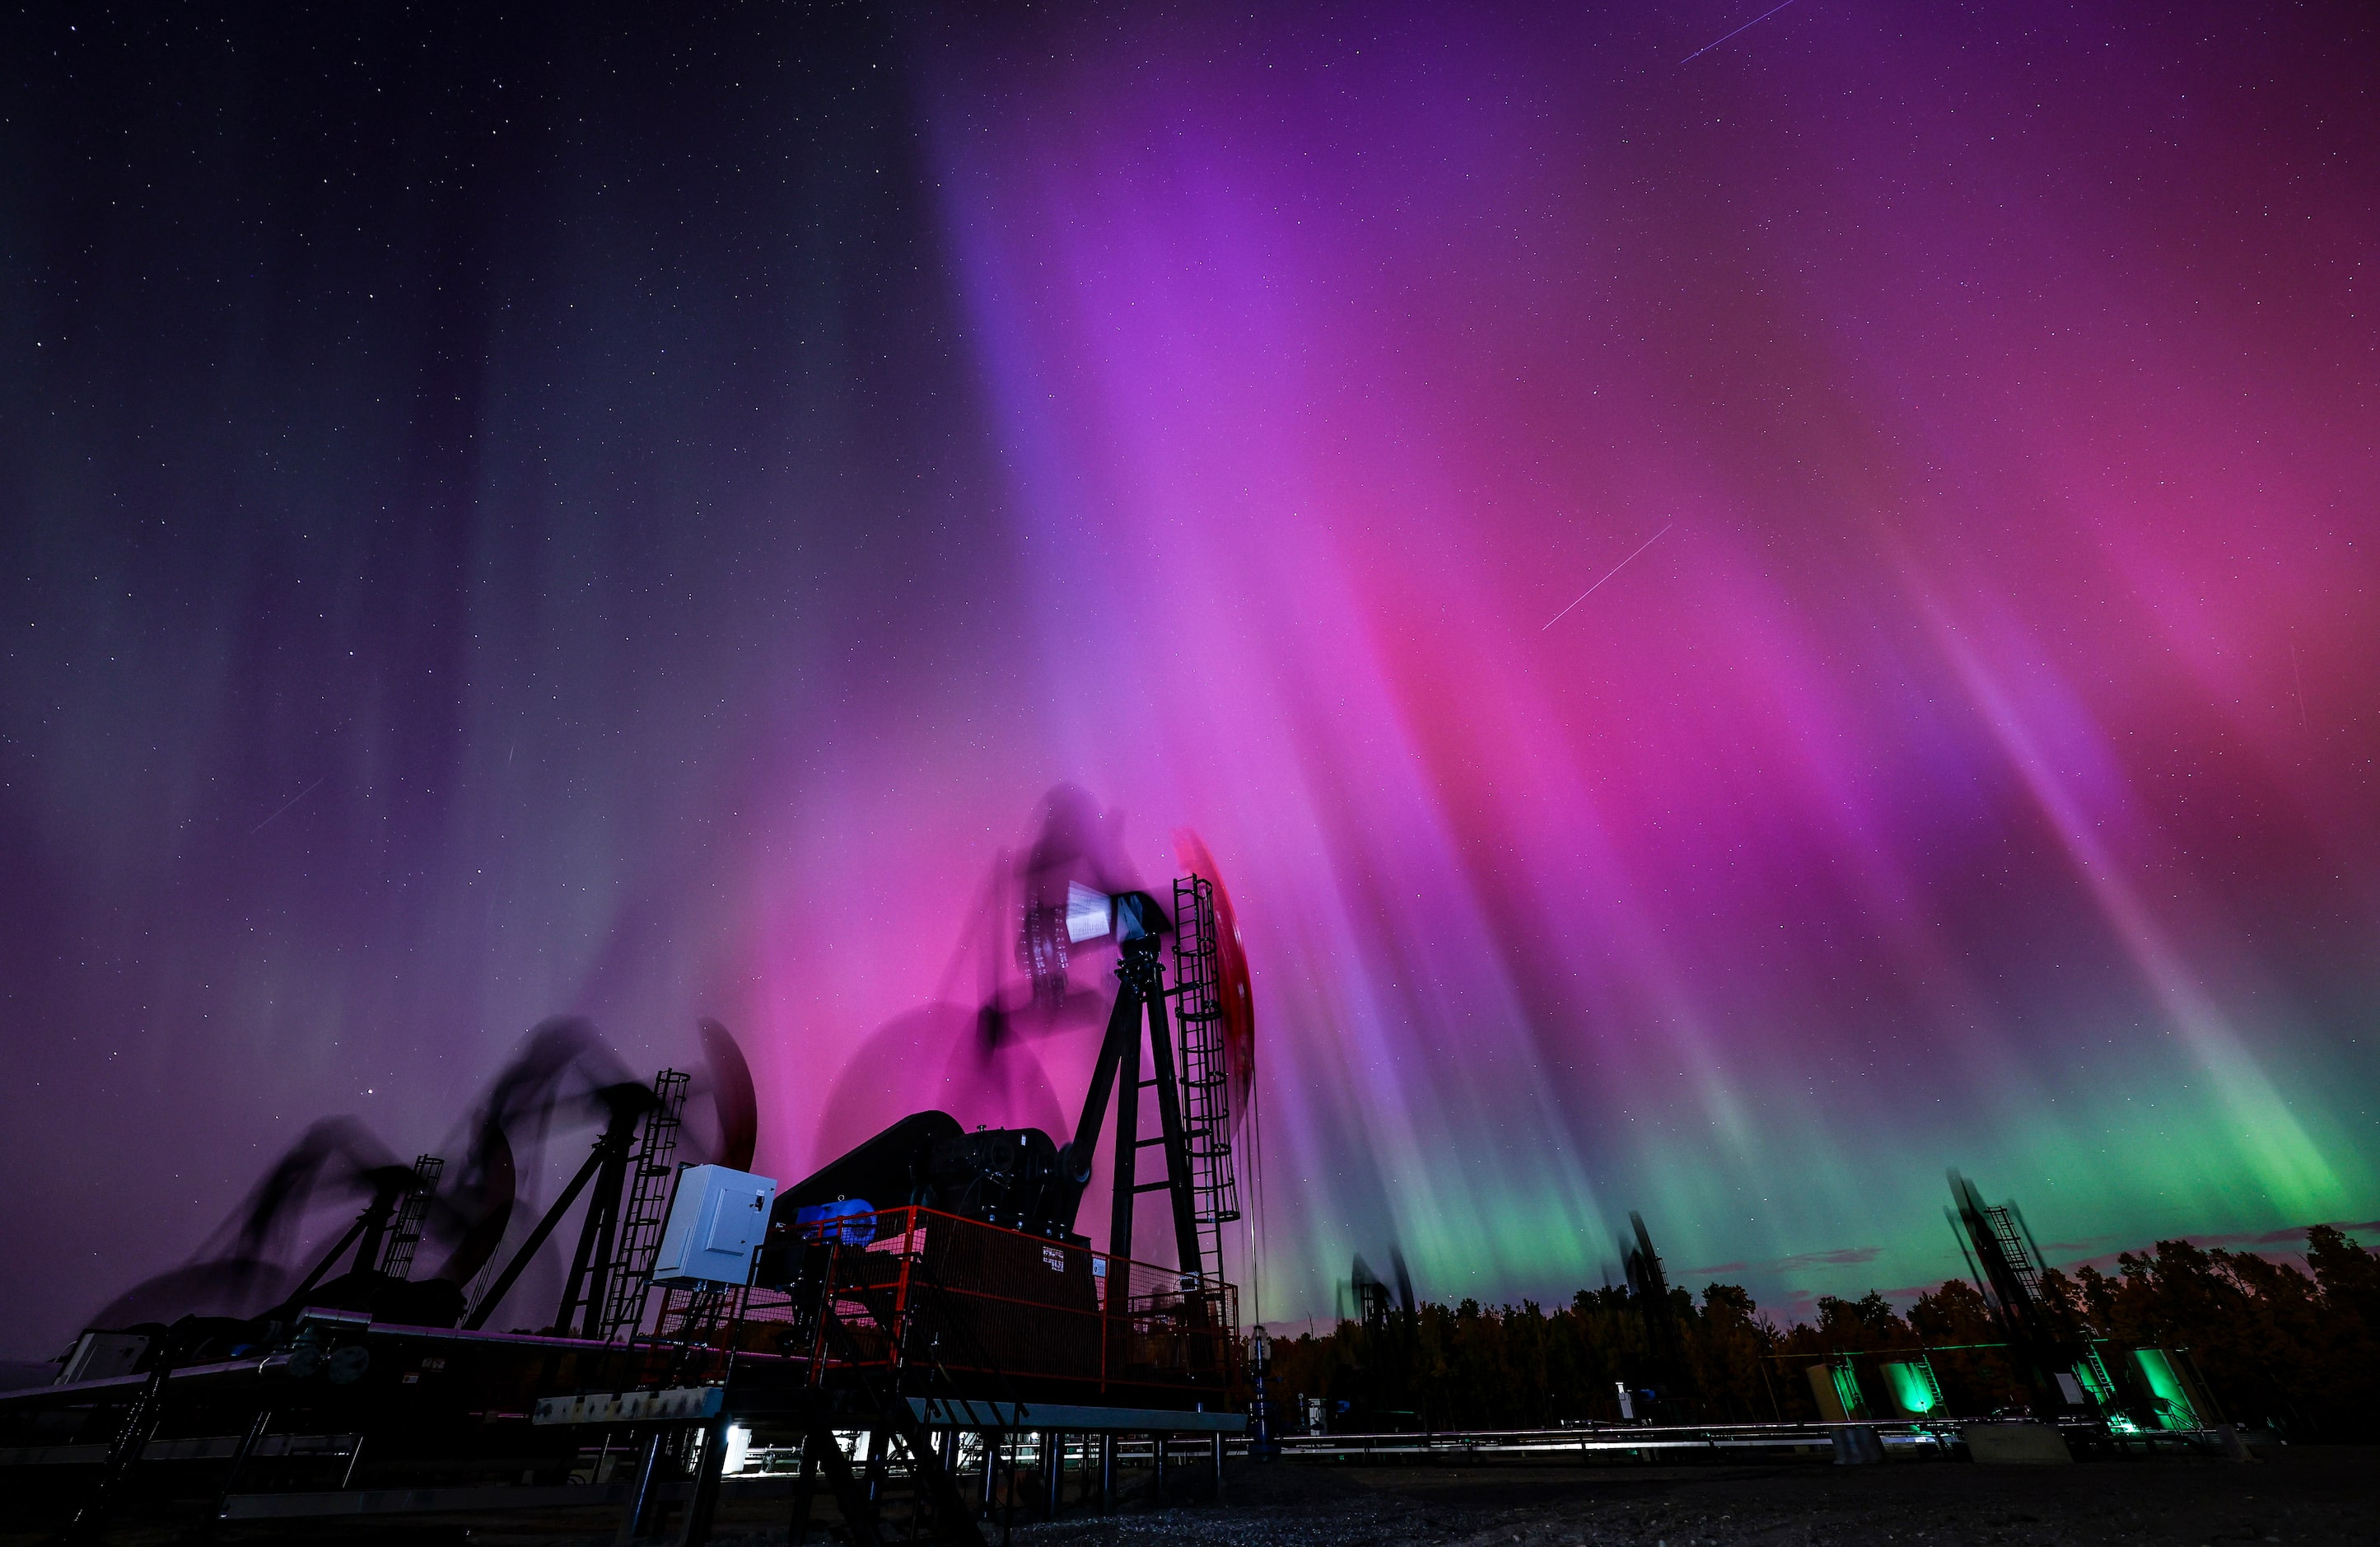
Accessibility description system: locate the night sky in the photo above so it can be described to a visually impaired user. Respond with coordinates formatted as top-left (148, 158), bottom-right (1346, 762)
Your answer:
top-left (4, 1), bottom-right (2377, 1358)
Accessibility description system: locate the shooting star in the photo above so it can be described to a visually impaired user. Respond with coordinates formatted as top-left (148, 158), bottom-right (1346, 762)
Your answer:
top-left (1680, 0), bottom-right (1801, 65)
top-left (250, 775), bottom-right (325, 835)
top-left (1542, 523), bottom-right (1673, 630)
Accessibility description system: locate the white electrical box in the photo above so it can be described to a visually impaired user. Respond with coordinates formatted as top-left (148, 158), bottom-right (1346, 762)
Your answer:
top-left (651, 1165), bottom-right (778, 1287)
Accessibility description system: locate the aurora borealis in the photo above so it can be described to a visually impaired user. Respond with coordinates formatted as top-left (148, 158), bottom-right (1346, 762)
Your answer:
top-left (3, 2), bottom-right (2376, 1358)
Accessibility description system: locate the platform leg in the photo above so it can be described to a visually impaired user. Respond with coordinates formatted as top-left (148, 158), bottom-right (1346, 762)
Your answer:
top-left (789, 1435), bottom-right (819, 1546)
top-left (212, 1406), bottom-right (274, 1520)
top-left (617, 1432), bottom-right (665, 1545)
top-left (998, 1432), bottom-right (1018, 1547)
top-left (1211, 1432), bottom-right (1225, 1503)
top-left (677, 1415), bottom-right (729, 1546)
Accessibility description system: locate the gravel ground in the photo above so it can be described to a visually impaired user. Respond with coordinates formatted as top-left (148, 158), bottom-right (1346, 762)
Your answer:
top-left (992, 1450), bottom-right (2376, 1547)
top-left (11, 1448), bottom-right (2370, 1545)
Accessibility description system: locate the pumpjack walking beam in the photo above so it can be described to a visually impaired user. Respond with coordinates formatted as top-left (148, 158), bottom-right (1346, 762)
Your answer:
top-left (1062, 911), bottom-right (1202, 1283)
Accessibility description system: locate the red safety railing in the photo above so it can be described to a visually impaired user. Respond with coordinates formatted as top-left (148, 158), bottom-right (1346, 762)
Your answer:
top-left (731, 1207), bottom-right (1238, 1399)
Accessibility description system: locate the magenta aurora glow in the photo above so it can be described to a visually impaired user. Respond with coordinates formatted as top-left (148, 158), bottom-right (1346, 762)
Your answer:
top-left (2, 1), bottom-right (2375, 1357)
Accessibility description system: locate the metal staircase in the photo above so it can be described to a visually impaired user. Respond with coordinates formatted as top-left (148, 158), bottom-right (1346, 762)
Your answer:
top-left (786, 1358), bottom-right (986, 1545)
top-left (600, 1068), bottom-right (690, 1342)
top-left (782, 1244), bottom-right (996, 1545)
top-left (1169, 876), bottom-right (1240, 1292)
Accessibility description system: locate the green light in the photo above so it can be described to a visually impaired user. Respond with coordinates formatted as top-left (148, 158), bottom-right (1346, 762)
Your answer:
top-left (2132, 1349), bottom-right (2204, 1430)
top-left (2074, 1352), bottom-right (2116, 1404)
top-left (1879, 1359), bottom-right (1939, 1415)
top-left (1832, 1358), bottom-right (1868, 1420)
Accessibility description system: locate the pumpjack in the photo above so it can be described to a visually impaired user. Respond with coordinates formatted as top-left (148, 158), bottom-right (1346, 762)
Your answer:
top-left (1946, 1169), bottom-right (2106, 1417)
top-left (768, 878), bottom-right (1239, 1292)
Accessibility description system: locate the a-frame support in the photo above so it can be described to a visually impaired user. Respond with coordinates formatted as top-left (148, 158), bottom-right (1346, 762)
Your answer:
top-left (1063, 923), bottom-right (1202, 1283)
top-left (463, 1080), bottom-right (657, 1335)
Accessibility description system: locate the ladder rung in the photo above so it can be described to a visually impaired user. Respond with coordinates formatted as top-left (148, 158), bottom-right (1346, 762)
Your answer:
top-left (1131, 1180), bottom-right (1177, 1194)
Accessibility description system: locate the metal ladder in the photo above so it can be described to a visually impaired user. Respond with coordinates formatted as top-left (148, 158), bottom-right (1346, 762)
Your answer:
top-left (1984, 1203), bottom-right (2046, 1305)
top-left (377, 1153), bottom-right (445, 1278)
top-left (1170, 876), bottom-right (1240, 1291)
top-left (600, 1068), bottom-right (690, 1342)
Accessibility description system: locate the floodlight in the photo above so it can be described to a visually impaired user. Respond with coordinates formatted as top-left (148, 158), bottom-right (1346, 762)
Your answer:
top-left (1065, 881), bottom-right (1113, 943)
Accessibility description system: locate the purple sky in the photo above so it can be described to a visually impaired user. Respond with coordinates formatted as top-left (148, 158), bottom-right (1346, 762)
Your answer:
top-left (2, 1), bottom-right (2375, 1356)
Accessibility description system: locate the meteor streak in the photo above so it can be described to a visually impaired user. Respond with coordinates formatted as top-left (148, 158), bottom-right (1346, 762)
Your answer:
top-left (1542, 524), bottom-right (1673, 630)
top-left (1680, 0), bottom-right (1802, 66)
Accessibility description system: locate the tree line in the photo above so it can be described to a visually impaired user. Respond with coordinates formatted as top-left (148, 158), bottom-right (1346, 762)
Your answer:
top-left (1261, 1226), bottom-right (2380, 1440)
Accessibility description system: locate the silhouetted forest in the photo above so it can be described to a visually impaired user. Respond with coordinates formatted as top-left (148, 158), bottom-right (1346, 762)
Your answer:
top-left (1262, 1227), bottom-right (2380, 1440)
